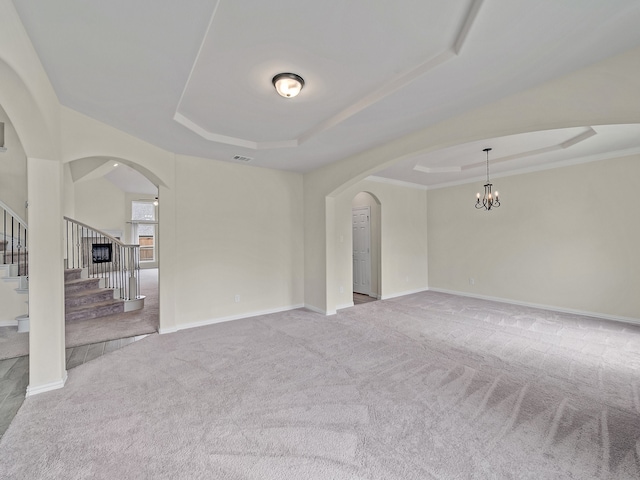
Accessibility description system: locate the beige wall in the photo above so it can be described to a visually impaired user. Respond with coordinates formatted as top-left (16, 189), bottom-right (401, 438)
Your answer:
top-left (0, 107), bottom-right (27, 219)
top-left (303, 46), bottom-right (640, 314)
top-left (27, 157), bottom-right (66, 394)
top-left (427, 155), bottom-right (640, 320)
top-left (73, 177), bottom-right (127, 234)
top-left (333, 179), bottom-right (428, 309)
top-left (172, 155), bottom-right (304, 328)
top-left (3, 0), bottom-right (640, 395)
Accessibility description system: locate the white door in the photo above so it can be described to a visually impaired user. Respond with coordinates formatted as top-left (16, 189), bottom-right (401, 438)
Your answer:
top-left (352, 206), bottom-right (371, 295)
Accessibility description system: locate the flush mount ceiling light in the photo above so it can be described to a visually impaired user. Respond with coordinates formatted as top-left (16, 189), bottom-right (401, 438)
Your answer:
top-left (475, 148), bottom-right (501, 211)
top-left (272, 73), bottom-right (305, 98)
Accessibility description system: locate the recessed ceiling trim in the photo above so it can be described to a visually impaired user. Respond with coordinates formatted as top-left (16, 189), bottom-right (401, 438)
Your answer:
top-left (174, 112), bottom-right (300, 150)
top-left (560, 127), bottom-right (597, 148)
top-left (174, 112), bottom-right (258, 149)
top-left (173, 0), bottom-right (224, 129)
top-left (173, 0), bottom-right (484, 150)
top-left (425, 145), bottom-right (640, 191)
top-left (453, 0), bottom-right (485, 54)
top-left (295, 0), bottom-right (484, 145)
top-left (413, 165), bottom-right (462, 174)
top-left (297, 49), bottom-right (457, 145)
top-left (461, 128), bottom-right (598, 171)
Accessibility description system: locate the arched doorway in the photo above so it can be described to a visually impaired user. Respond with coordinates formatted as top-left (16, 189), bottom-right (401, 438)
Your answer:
top-left (352, 192), bottom-right (381, 305)
top-left (64, 157), bottom-right (161, 346)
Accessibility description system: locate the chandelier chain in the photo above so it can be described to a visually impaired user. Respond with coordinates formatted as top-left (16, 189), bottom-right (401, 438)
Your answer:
top-left (486, 150), bottom-right (490, 183)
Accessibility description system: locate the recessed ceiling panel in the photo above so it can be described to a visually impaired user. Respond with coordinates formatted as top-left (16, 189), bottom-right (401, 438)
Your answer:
top-left (175, 0), bottom-right (475, 144)
top-left (374, 125), bottom-right (640, 188)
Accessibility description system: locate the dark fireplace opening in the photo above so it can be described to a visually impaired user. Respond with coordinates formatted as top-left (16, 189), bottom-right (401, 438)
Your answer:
top-left (92, 243), bottom-right (112, 264)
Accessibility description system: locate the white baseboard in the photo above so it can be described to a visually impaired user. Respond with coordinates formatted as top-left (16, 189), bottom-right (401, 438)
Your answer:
top-left (26, 371), bottom-right (68, 397)
top-left (381, 287), bottom-right (429, 301)
top-left (169, 304), bottom-right (306, 333)
top-left (336, 301), bottom-right (354, 310)
top-left (0, 320), bottom-right (18, 327)
top-left (304, 303), bottom-right (329, 315)
top-left (158, 326), bottom-right (179, 335)
top-left (428, 287), bottom-right (640, 326)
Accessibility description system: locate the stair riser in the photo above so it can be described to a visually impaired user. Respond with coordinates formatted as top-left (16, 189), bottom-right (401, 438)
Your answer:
top-left (65, 302), bottom-right (124, 322)
top-left (65, 279), bottom-right (101, 295)
top-left (65, 290), bottom-right (115, 308)
top-left (0, 252), bottom-right (28, 260)
top-left (64, 269), bottom-right (83, 282)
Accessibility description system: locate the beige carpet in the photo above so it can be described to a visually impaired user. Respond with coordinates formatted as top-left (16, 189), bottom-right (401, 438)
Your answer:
top-left (1, 292), bottom-right (639, 479)
top-left (0, 269), bottom-right (158, 360)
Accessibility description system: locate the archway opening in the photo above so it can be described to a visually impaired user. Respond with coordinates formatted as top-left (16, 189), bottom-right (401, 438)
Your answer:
top-left (64, 156), bottom-right (160, 348)
top-left (0, 103), bottom-right (30, 353)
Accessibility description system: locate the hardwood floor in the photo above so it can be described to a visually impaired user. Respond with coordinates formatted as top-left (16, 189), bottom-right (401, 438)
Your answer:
top-left (353, 292), bottom-right (377, 305)
top-left (0, 334), bottom-right (149, 438)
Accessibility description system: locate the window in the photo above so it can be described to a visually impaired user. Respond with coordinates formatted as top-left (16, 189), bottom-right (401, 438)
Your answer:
top-left (131, 201), bottom-right (157, 263)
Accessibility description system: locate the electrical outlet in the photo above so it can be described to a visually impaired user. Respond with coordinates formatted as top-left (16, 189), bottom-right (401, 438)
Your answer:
top-left (234, 294), bottom-right (240, 303)
top-left (339, 286), bottom-right (344, 294)
top-left (469, 278), bottom-right (475, 285)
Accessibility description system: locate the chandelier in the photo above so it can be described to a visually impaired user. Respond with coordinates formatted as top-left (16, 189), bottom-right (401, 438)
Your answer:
top-left (475, 147), bottom-right (500, 211)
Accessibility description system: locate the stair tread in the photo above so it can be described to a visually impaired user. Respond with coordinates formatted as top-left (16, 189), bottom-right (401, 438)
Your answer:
top-left (65, 298), bottom-right (124, 313)
top-left (65, 277), bottom-right (100, 286)
top-left (65, 287), bottom-right (114, 298)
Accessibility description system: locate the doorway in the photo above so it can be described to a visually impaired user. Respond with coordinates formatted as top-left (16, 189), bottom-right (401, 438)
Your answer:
top-left (352, 191), bottom-right (381, 304)
top-left (352, 206), bottom-right (371, 295)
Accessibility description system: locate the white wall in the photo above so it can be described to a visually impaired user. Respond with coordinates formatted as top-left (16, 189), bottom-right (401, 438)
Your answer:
top-left (172, 155), bottom-right (304, 328)
top-left (427, 155), bottom-right (640, 320)
top-left (332, 179), bottom-right (428, 309)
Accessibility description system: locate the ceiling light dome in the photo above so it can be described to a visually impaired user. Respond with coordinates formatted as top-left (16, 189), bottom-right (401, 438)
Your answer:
top-left (272, 73), bottom-right (304, 98)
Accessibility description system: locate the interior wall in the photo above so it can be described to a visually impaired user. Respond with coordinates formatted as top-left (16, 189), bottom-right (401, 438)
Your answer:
top-left (0, 107), bottom-right (27, 219)
top-left (62, 163), bottom-right (75, 219)
top-left (427, 154), bottom-right (640, 320)
top-left (351, 192), bottom-right (381, 299)
top-left (304, 47), bottom-right (640, 314)
top-left (173, 154), bottom-right (304, 328)
top-left (73, 177), bottom-right (126, 235)
top-left (333, 179), bottom-right (428, 309)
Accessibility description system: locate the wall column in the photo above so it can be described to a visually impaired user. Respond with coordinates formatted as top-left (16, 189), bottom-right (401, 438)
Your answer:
top-left (26, 157), bottom-right (66, 396)
top-left (157, 182), bottom-right (177, 333)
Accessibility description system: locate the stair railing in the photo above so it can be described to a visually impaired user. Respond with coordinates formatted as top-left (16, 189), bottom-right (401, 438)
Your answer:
top-left (1, 200), bottom-right (28, 277)
top-left (64, 217), bottom-right (141, 301)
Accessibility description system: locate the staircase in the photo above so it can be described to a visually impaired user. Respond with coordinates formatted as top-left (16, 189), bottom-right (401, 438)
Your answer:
top-left (1, 203), bottom-right (29, 331)
top-left (0, 262), bottom-right (28, 330)
top-left (1, 207), bottom-right (145, 330)
top-left (64, 269), bottom-right (124, 322)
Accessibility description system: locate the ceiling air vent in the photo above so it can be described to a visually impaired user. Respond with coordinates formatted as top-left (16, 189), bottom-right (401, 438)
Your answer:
top-left (233, 154), bottom-right (253, 162)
